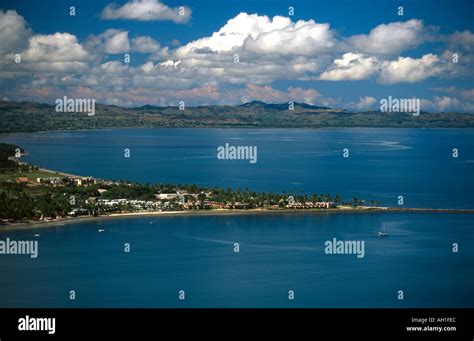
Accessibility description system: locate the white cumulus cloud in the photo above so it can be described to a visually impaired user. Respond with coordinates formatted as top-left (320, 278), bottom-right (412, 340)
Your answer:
top-left (379, 53), bottom-right (444, 84)
top-left (105, 30), bottom-right (130, 54)
top-left (131, 36), bottom-right (161, 53)
top-left (444, 30), bottom-right (474, 51)
top-left (346, 96), bottom-right (377, 111)
top-left (243, 19), bottom-right (335, 55)
top-left (319, 53), bottom-right (378, 81)
top-left (0, 10), bottom-right (31, 54)
top-left (347, 19), bottom-right (425, 55)
top-left (101, 0), bottom-right (191, 23)
top-left (23, 33), bottom-right (89, 62)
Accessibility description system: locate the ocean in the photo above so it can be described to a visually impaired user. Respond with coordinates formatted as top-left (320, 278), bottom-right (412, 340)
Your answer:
top-left (1, 128), bottom-right (473, 208)
top-left (0, 128), bottom-right (473, 307)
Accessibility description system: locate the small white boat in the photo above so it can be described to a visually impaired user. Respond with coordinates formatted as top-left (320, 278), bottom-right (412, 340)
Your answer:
top-left (378, 222), bottom-right (387, 237)
top-left (34, 233), bottom-right (40, 237)
top-left (98, 229), bottom-right (105, 233)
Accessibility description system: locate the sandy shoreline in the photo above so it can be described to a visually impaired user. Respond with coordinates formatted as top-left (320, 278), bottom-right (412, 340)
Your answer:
top-left (8, 153), bottom-right (84, 178)
top-left (35, 167), bottom-right (83, 178)
top-left (1, 206), bottom-right (473, 232)
top-left (2, 146), bottom-right (473, 233)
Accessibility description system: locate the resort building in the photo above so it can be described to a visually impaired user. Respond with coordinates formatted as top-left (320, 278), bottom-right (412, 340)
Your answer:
top-left (155, 193), bottom-right (179, 200)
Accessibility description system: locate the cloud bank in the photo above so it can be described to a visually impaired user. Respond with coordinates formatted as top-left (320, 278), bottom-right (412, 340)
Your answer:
top-left (0, 9), bottom-right (473, 111)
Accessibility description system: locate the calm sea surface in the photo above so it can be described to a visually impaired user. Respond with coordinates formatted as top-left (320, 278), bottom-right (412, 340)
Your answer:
top-left (1, 128), bottom-right (473, 208)
top-left (0, 128), bottom-right (472, 307)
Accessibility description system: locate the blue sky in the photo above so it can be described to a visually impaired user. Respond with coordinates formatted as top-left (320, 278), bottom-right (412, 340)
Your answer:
top-left (0, 0), bottom-right (473, 111)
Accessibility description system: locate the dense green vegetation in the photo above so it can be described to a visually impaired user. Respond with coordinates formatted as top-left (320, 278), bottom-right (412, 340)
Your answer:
top-left (1, 100), bottom-right (473, 133)
top-left (0, 143), bottom-right (18, 159)
top-left (0, 143), bottom-right (21, 172)
top-left (0, 176), bottom-right (360, 221)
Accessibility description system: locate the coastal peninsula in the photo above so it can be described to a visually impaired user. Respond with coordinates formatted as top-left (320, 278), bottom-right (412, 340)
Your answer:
top-left (1, 142), bottom-right (472, 231)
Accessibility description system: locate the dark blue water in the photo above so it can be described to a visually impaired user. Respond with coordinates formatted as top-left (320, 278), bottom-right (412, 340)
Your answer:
top-left (1, 128), bottom-right (473, 208)
top-left (0, 128), bottom-right (472, 308)
top-left (0, 212), bottom-right (472, 308)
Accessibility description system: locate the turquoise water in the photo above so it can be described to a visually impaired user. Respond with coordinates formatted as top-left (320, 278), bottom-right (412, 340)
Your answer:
top-left (0, 128), bottom-right (473, 307)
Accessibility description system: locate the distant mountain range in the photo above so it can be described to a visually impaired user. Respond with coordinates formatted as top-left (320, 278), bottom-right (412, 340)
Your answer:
top-left (0, 100), bottom-right (473, 133)
top-left (137, 100), bottom-right (331, 111)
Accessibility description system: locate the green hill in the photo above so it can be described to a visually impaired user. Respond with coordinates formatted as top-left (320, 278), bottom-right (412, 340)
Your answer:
top-left (1, 100), bottom-right (473, 133)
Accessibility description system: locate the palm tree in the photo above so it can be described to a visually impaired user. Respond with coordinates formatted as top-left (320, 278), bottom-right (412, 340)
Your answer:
top-left (351, 197), bottom-right (359, 207)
